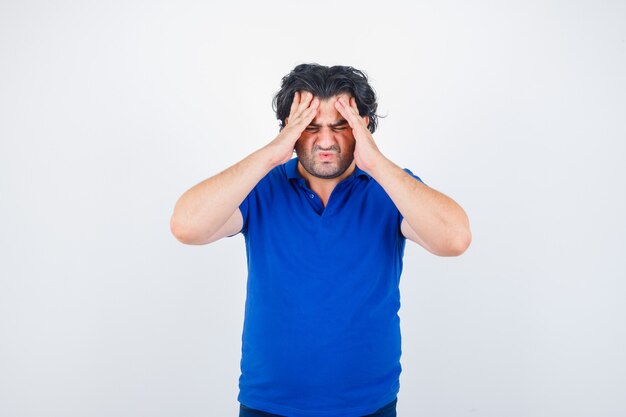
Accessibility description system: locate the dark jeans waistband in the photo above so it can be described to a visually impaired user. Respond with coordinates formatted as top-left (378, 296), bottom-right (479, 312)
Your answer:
top-left (239, 397), bottom-right (397, 417)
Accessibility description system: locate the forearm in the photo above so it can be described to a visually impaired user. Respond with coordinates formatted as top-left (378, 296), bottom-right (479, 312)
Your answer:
top-left (368, 155), bottom-right (471, 255)
top-left (170, 91), bottom-right (320, 244)
top-left (170, 146), bottom-right (277, 242)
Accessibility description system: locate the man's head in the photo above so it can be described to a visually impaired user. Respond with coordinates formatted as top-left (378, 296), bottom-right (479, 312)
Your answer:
top-left (272, 63), bottom-right (379, 133)
top-left (293, 92), bottom-right (357, 179)
top-left (273, 64), bottom-right (379, 179)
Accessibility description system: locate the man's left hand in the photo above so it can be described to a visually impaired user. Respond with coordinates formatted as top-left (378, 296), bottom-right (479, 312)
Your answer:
top-left (335, 96), bottom-right (385, 173)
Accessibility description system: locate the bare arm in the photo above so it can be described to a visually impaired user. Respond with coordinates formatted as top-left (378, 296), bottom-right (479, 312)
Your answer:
top-left (373, 158), bottom-right (471, 256)
top-left (335, 97), bottom-right (471, 257)
top-left (170, 149), bottom-right (274, 245)
top-left (170, 91), bottom-right (320, 245)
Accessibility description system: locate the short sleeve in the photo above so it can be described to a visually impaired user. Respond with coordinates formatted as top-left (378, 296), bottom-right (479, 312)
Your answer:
top-left (398, 168), bottom-right (425, 227)
top-left (226, 189), bottom-right (253, 238)
top-left (403, 167), bottom-right (424, 185)
top-left (237, 191), bottom-right (251, 236)
top-left (230, 167), bottom-right (275, 237)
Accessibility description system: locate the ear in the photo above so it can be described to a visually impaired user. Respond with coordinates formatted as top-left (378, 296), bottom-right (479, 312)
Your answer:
top-left (363, 115), bottom-right (369, 127)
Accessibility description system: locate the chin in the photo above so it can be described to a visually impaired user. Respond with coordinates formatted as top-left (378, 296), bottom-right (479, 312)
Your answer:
top-left (312, 164), bottom-right (349, 179)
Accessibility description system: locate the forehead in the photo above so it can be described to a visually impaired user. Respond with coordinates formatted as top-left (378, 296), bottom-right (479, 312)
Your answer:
top-left (313, 93), bottom-right (351, 122)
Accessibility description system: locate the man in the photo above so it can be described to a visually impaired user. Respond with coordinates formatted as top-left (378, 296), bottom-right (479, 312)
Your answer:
top-left (170, 64), bottom-right (471, 417)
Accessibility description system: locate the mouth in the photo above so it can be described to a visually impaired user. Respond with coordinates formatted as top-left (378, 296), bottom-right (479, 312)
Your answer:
top-left (317, 151), bottom-right (337, 161)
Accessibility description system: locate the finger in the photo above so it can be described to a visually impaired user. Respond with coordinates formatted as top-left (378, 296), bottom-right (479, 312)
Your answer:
top-left (297, 91), bottom-right (314, 114)
top-left (287, 97), bottom-right (318, 131)
top-left (288, 91), bottom-right (300, 118)
top-left (350, 97), bottom-right (361, 114)
top-left (286, 92), bottom-right (301, 126)
top-left (350, 97), bottom-right (369, 127)
top-left (300, 97), bottom-right (319, 125)
top-left (335, 97), bottom-right (360, 126)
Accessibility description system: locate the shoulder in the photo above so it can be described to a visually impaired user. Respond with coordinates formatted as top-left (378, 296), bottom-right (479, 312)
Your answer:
top-left (246, 160), bottom-right (294, 205)
top-left (252, 160), bottom-right (292, 190)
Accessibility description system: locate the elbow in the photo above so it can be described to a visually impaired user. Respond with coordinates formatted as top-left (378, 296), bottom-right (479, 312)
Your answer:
top-left (436, 227), bottom-right (472, 257)
top-left (170, 215), bottom-right (209, 245)
top-left (170, 216), bottom-right (190, 244)
top-left (451, 228), bottom-right (472, 256)
top-left (441, 212), bottom-right (472, 256)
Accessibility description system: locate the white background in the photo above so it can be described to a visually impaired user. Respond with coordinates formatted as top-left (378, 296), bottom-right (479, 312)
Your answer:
top-left (1, 1), bottom-right (625, 416)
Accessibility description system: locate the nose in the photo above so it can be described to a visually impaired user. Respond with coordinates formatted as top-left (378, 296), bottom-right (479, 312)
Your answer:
top-left (315, 127), bottom-right (338, 149)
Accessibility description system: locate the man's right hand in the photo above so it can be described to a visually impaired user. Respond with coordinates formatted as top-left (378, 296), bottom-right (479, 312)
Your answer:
top-left (265, 91), bottom-right (319, 166)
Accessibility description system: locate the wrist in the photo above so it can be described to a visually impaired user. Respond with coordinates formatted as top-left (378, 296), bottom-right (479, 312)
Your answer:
top-left (365, 154), bottom-right (397, 179)
top-left (360, 151), bottom-right (390, 176)
top-left (259, 142), bottom-right (291, 170)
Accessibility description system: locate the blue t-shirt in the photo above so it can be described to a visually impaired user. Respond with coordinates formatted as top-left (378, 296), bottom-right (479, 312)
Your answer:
top-left (237, 158), bottom-right (422, 417)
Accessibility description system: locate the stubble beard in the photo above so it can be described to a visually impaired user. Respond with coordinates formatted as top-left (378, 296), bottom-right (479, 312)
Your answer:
top-left (295, 143), bottom-right (355, 179)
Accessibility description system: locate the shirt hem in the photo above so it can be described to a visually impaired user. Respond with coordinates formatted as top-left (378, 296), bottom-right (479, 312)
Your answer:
top-left (238, 390), bottom-right (399, 417)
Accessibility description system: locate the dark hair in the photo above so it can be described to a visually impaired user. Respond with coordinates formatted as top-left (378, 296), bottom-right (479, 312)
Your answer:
top-left (272, 63), bottom-right (380, 133)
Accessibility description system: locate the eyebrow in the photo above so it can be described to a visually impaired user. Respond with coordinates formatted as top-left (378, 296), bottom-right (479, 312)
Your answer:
top-left (307, 119), bottom-right (349, 128)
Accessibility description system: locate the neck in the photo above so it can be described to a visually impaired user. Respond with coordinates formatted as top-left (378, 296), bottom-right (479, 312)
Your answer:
top-left (297, 161), bottom-right (356, 205)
